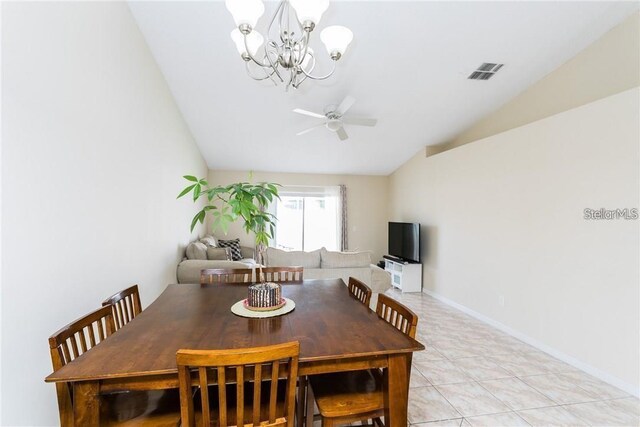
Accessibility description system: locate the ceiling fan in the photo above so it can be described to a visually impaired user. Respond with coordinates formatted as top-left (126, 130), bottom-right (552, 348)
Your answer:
top-left (293, 96), bottom-right (377, 141)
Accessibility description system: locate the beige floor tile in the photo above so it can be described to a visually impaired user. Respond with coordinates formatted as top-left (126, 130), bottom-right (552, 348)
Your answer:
top-left (411, 419), bottom-right (465, 427)
top-left (520, 374), bottom-right (599, 405)
top-left (414, 346), bottom-right (447, 362)
top-left (479, 377), bottom-right (556, 411)
top-left (414, 359), bottom-right (472, 385)
top-left (408, 386), bottom-right (462, 424)
top-left (564, 398), bottom-right (640, 426)
top-left (435, 382), bottom-right (510, 417)
top-left (453, 357), bottom-right (513, 381)
top-left (557, 371), bottom-right (630, 400)
top-left (517, 406), bottom-right (589, 427)
top-left (465, 411), bottom-right (531, 426)
top-left (411, 368), bottom-right (432, 388)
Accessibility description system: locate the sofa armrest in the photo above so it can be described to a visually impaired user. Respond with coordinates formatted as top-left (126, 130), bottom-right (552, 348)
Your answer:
top-left (369, 264), bottom-right (392, 294)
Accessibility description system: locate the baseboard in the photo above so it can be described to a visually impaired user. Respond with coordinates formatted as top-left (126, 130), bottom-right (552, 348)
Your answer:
top-left (422, 289), bottom-right (640, 398)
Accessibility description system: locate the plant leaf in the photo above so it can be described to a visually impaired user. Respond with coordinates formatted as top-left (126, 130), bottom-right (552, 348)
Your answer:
top-left (184, 175), bottom-right (198, 182)
top-left (177, 184), bottom-right (196, 199)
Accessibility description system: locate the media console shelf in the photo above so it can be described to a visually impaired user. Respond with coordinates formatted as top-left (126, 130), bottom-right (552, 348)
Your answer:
top-left (384, 258), bottom-right (422, 293)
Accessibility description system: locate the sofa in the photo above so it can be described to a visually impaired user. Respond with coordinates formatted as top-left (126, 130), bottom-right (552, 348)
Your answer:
top-left (263, 247), bottom-right (391, 294)
top-left (176, 237), bottom-right (391, 295)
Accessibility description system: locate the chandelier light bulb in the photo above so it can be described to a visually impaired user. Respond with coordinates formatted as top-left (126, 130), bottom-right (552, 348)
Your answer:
top-left (230, 28), bottom-right (264, 57)
top-left (320, 25), bottom-right (353, 59)
top-left (289, 0), bottom-right (329, 29)
top-left (225, 0), bottom-right (265, 29)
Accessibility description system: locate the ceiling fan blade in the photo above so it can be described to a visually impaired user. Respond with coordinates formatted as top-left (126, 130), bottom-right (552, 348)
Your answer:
top-left (336, 126), bottom-right (349, 141)
top-left (293, 108), bottom-right (325, 119)
top-left (335, 96), bottom-right (356, 116)
top-left (343, 117), bottom-right (377, 127)
top-left (296, 123), bottom-right (325, 136)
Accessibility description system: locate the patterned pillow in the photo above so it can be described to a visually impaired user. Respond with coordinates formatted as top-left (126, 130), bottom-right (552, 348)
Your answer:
top-left (218, 238), bottom-right (242, 261)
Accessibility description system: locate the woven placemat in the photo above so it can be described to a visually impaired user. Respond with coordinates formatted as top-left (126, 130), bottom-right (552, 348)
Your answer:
top-left (230, 298), bottom-right (295, 318)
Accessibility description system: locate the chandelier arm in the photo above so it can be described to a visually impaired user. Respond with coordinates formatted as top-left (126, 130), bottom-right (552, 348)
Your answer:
top-left (244, 61), bottom-right (278, 85)
top-left (242, 35), bottom-right (270, 69)
top-left (295, 32), bottom-right (311, 67)
top-left (263, 43), bottom-right (285, 82)
top-left (299, 60), bottom-right (337, 80)
top-left (292, 53), bottom-right (315, 88)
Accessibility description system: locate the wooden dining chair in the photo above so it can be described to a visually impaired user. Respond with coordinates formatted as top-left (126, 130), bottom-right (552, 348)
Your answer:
top-left (347, 277), bottom-right (372, 307)
top-left (257, 266), bottom-right (304, 283)
top-left (200, 268), bottom-right (254, 285)
top-left (308, 294), bottom-right (419, 427)
top-left (102, 284), bottom-right (142, 330)
top-left (176, 341), bottom-right (300, 427)
top-left (48, 306), bottom-right (180, 426)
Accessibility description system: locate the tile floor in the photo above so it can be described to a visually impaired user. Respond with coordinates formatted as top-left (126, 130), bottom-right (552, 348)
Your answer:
top-left (384, 289), bottom-right (640, 427)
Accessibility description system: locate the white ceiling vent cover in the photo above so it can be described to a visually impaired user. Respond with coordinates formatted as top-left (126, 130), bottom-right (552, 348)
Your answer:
top-left (468, 63), bottom-right (504, 80)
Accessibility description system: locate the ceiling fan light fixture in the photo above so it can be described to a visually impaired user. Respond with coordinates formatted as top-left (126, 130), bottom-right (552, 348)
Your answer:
top-left (225, 0), bottom-right (265, 30)
top-left (289, 0), bottom-right (329, 29)
top-left (320, 25), bottom-right (353, 59)
top-left (230, 28), bottom-right (264, 57)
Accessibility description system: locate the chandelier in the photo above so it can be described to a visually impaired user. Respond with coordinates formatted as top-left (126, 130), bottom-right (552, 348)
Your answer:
top-left (225, 0), bottom-right (353, 90)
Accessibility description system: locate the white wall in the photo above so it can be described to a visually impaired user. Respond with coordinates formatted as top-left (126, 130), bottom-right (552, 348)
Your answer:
top-left (1, 3), bottom-right (207, 425)
top-left (208, 170), bottom-right (389, 262)
top-left (390, 88), bottom-right (640, 393)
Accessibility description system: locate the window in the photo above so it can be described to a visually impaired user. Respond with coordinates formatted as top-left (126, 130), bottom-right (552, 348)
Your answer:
top-left (274, 186), bottom-right (342, 251)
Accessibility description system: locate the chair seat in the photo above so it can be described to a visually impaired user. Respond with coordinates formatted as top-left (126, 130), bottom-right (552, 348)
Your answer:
top-left (100, 389), bottom-right (182, 426)
top-left (309, 370), bottom-right (384, 419)
top-left (194, 380), bottom-right (288, 426)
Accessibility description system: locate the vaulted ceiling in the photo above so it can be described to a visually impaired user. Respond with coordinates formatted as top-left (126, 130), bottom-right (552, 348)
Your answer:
top-left (129, 1), bottom-right (638, 175)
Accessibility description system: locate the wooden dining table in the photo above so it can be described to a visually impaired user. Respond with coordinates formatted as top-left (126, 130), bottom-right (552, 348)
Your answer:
top-left (45, 279), bottom-right (424, 426)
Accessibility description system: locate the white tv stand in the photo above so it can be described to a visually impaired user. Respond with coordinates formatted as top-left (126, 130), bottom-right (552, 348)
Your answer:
top-left (384, 257), bottom-right (422, 293)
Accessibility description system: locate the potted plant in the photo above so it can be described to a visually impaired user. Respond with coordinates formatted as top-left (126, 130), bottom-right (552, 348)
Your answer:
top-left (177, 175), bottom-right (280, 281)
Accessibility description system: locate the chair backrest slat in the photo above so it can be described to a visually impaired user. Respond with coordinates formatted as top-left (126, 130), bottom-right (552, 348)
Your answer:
top-left (200, 268), bottom-right (253, 285)
top-left (375, 294), bottom-right (418, 339)
top-left (258, 267), bottom-right (304, 283)
top-left (176, 341), bottom-right (299, 427)
top-left (347, 277), bottom-right (372, 307)
top-left (102, 285), bottom-right (142, 330)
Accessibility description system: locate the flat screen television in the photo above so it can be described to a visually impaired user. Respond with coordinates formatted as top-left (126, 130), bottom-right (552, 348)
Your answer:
top-left (388, 222), bottom-right (420, 263)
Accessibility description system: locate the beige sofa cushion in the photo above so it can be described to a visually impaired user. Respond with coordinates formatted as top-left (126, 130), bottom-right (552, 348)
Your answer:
top-left (186, 242), bottom-right (207, 260)
top-left (200, 235), bottom-right (217, 247)
top-left (207, 247), bottom-right (231, 260)
top-left (320, 248), bottom-right (372, 268)
top-left (266, 247), bottom-right (321, 268)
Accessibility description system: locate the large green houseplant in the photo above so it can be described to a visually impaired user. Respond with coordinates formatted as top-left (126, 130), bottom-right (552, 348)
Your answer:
top-left (177, 175), bottom-right (280, 268)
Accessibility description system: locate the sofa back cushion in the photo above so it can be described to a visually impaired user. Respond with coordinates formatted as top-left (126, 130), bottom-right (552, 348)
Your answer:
top-left (320, 248), bottom-right (372, 268)
top-left (207, 247), bottom-right (231, 260)
top-left (265, 247), bottom-right (321, 268)
top-left (186, 242), bottom-right (207, 260)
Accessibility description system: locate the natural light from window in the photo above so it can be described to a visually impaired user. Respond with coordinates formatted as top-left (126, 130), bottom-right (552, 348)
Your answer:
top-left (274, 186), bottom-right (341, 251)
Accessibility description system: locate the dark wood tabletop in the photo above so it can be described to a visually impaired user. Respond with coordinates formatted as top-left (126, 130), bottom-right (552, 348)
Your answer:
top-left (46, 279), bottom-right (424, 383)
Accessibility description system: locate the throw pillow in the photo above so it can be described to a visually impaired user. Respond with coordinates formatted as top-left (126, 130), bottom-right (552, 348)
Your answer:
top-left (200, 235), bottom-right (217, 247)
top-left (218, 238), bottom-right (242, 261)
top-left (207, 247), bottom-right (231, 260)
top-left (185, 242), bottom-right (207, 260)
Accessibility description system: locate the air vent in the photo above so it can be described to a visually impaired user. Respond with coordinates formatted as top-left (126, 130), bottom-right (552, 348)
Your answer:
top-left (468, 63), bottom-right (504, 80)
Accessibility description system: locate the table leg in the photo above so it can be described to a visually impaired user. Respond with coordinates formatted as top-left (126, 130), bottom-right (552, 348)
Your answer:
top-left (297, 375), bottom-right (307, 427)
top-left (73, 381), bottom-right (100, 426)
top-left (384, 354), bottom-right (410, 427)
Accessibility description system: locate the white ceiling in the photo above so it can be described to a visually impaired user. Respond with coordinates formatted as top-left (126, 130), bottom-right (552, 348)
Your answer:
top-left (129, 1), bottom-right (638, 176)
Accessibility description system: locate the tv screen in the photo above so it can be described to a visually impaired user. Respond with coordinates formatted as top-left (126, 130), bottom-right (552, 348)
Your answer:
top-left (388, 222), bottom-right (420, 263)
